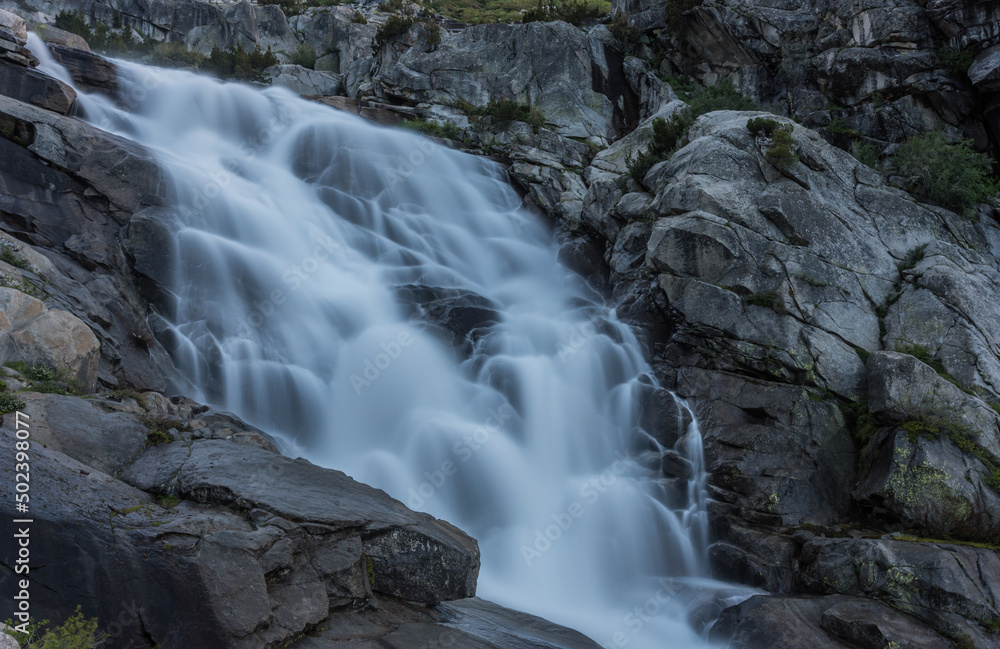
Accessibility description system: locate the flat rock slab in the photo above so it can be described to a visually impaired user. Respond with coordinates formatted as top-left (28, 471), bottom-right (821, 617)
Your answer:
top-left (122, 439), bottom-right (480, 603)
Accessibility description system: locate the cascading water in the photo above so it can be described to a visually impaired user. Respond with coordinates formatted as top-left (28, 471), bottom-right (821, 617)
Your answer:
top-left (32, 38), bottom-right (748, 648)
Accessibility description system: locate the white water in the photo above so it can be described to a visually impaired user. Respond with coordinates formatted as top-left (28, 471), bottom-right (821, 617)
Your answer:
top-left (31, 38), bottom-right (745, 648)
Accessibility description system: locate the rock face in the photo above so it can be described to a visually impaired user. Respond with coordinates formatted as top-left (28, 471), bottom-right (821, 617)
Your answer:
top-left (0, 388), bottom-right (595, 649)
top-left (0, 86), bottom-right (175, 391)
top-left (614, 0), bottom-right (1000, 157)
top-left (535, 102), bottom-right (1000, 646)
top-left (371, 21), bottom-right (638, 141)
top-left (0, 286), bottom-right (101, 390)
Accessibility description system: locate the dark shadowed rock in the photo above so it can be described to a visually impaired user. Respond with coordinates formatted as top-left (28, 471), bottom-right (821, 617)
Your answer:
top-left (0, 59), bottom-right (76, 114)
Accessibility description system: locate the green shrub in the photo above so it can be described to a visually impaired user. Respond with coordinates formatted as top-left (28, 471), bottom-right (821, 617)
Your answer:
top-left (0, 393), bottom-right (26, 414)
top-left (207, 42), bottom-right (279, 82)
top-left (746, 117), bottom-right (782, 135)
top-left (5, 361), bottom-right (57, 382)
top-left (891, 131), bottom-right (999, 217)
top-left (662, 74), bottom-right (698, 101)
top-left (896, 243), bottom-right (927, 273)
top-left (842, 400), bottom-right (878, 443)
top-left (37, 607), bottom-right (98, 649)
top-left (352, 10), bottom-right (368, 23)
top-left (259, 0), bottom-right (301, 14)
top-left (289, 43), bottom-right (317, 69)
top-left (665, 0), bottom-right (702, 29)
top-left (148, 41), bottom-right (208, 68)
top-left (850, 141), bottom-right (880, 168)
top-left (401, 118), bottom-right (462, 140)
top-left (521, 0), bottom-right (606, 24)
top-left (483, 99), bottom-right (545, 127)
top-left (426, 21), bottom-right (442, 47)
top-left (608, 13), bottom-right (639, 44)
top-left (827, 114), bottom-right (861, 138)
top-left (627, 80), bottom-right (756, 185)
top-left (374, 14), bottom-right (415, 51)
top-left (2, 616), bottom-right (48, 646)
top-left (938, 46), bottom-right (974, 75)
top-left (147, 429), bottom-right (172, 445)
top-left (0, 246), bottom-right (30, 270)
top-left (765, 126), bottom-right (799, 170)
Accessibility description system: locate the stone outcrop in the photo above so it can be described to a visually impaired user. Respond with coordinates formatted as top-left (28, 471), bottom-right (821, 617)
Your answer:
top-left (613, 0), bottom-right (1000, 158)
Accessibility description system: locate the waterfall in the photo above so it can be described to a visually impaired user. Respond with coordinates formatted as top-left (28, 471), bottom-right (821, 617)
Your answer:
top-left (31, 39), bottom-right (746, 648)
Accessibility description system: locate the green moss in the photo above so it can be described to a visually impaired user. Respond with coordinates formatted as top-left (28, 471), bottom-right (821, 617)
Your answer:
top-left (366, 555), bottom-right (376, 588)
top-left (159, 496), bottom-right (182, 509)
top-left (955, 634), bottom-right (978, 649)
top-left (981, 617), bottom-right (1000, 634)
top-left (901, 419), bottom-right (939, 443)
top-left (109, 388), bottom-right (145, 404)
top-left (896, 534), bottom-right (1000, 551)
top-left (745, 291), bottom-right (787, 314)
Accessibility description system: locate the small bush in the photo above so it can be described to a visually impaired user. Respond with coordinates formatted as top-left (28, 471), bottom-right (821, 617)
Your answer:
top-left (522, 0), bottom-right (606, 24)
top-left (896, 243), bottom-right (927, 273)
top-left (765, 126), bottom-right (799, 170)
top-left (665, 0), bottom-right (702, 29)
top-left (426, 21), bottom-right (441, 47)
top-left (0, 244), bottom-right (30, 270)
top-left (0, 393), bottom-right (26, 414)
top-left (483, 99), bottom-right (545, 127)
top-left (351, 10), bottom-right (368, 23)
top-left (147, 429), bottom-right (172, 445)
top-left (5, 361), bottom-right (57, 382)
top-left (374, 14), bottom-right (415, 51)
top-left (746, 117), bottom-right (782, 135)
top-left (609, 13), bottom-right (639, 44)
top-left (401, 118), bottom-right (462, 140)
top-left (149, 41), bottom-right (208, 68)
top-left (891, 131), bottom-right (999, 217)
top-left (36, 606), bottom-right (98, 649)
top-left (827, 115), bottom-right (861, 138)
top-left (938, 46), bottom-right (974, 75)
top-left (207, 42), bottom-right (279, 82)
top-left (627, 80), bottom-right (756, 186)
top-left (289, 43), bottom-right (317, 69)
top-left (662, 74), bottom-right (698, 101)
top-left (842, 400), bottom-right (878, 443)
top-left (850, 141), bottom-right (880, 169)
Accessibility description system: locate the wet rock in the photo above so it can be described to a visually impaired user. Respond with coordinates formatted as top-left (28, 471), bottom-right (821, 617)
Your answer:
top-left (395, 284), bottom-right (499, 356)
top-left (0, 59), bottom-right (76, 114)
top-left (267, 63), bottom-right (343, 97)
top-left (48, 44), bottom-right (118, 96)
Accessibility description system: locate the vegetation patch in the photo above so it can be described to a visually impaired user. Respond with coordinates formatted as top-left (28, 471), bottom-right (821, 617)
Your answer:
top-left (665, 0), bottom-right (702, 29)
top-left (401, 118), bottom-right (463, 140)
top-left (745, 290), bottom-right (787, 314)
top-left (627, 80), bottom-right (756, 185)
top-left (3, 606), bottom-right (98, 648)
top-left (0, 243), bottom-right (31, 270)
top-left (5, 361), bottom-right (57, 382)
top-left (890, 131), bottom-right (999, 218)
top-left (850, 141), bottom-right (880, 169)
top-left (896, 243), bottom-right (927, 274)
top-left (0, 393), bottom-right (26, 414)
top-left (937, 46), bottom-right (974, 75)
top-left (893, 343), bottom-right (964, 389)
top-left (842, 399), bottom-right (878, 444)
top-left (207, 43), bottom-right (279, 83)
top-left (375, 14), bottom-right (415, 51)
top-left (289, 43), bottom-right (318, 69)
top-left (521, 0), bottom-right (607, 24)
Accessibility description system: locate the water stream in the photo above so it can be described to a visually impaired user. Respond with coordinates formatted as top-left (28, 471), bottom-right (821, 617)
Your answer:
top-left (30, 37), bottom-right (745, 648)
